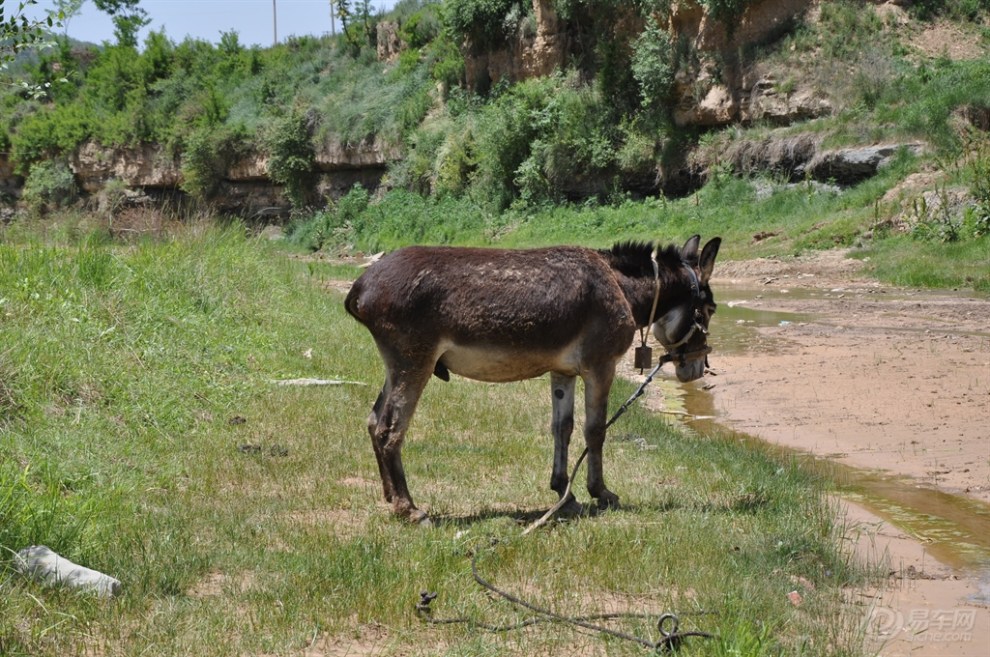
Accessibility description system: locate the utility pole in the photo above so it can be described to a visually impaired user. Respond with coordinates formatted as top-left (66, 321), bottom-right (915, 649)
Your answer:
top-left (330, 1), bottom-right (336, 36)
top-left (272, 0), bottom-right (278, 45)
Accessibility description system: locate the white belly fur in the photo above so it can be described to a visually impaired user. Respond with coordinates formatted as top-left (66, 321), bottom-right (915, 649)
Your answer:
top-left (436, 340), bottom-right (581, 383)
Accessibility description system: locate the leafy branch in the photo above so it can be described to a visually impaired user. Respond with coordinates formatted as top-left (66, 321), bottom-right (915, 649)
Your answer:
top-left (1, 0), bottom-right (66, 98)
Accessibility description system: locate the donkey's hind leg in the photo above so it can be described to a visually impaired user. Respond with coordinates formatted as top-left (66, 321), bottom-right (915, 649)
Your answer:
top-left (549, 373), bottom-right (583, 516)
top-left (368, 357), bottom-right (434, 524)
top-left (367, 385), bottom-right (395, 503)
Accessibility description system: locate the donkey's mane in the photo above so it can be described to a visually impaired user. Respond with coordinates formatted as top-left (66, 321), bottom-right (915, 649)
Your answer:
top-left (603, 241), bottom-right (684, 279)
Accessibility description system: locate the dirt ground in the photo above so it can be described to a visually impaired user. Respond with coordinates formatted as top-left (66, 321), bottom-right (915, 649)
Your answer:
top-left (691, 249), bottom-right (990, 656)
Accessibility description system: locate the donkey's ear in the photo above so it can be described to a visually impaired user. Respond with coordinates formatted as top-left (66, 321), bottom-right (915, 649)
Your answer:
top-left (681, 235), bottom-right (701, 261)
top-left (699, 237), bottom-right (721, 283)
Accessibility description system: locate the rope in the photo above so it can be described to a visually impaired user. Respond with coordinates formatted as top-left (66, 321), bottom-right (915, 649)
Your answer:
top-left (416, 548), bottom-right (715, 653)
top-left (522, 354), bottom-right (672, 535)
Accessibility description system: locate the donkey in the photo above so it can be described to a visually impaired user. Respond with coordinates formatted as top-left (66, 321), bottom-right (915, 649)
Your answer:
top-left (345, 235), bottom-right (721, 523)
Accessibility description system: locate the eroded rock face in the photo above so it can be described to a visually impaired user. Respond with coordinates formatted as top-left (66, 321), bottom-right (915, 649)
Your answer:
top-left (714, 135), bottom-right (924, 185)
top-left (313, 138), bottom-right (402, 171)
top-left (463, 0), bottom-right (569, 91)
top-left (665, 0), bottom-right (820, 127)
top-left (70, 142), bottom-right (181, 193)
top-left (743, 77), bottom-right (833, 125)
top-left (52, 138), bottom-right (395, 217)
top-left (464, 0), bottom-right (817, 128)
top-left (805, 143), bottom-right (926, 184)
top-left (377, 21), bottom-right (403, 62)
top-left (667, 0), bottom-right (808, 54)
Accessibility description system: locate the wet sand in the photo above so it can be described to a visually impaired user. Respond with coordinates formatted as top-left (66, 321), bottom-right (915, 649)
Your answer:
top-left (675, 250), bottom-right (990, 656)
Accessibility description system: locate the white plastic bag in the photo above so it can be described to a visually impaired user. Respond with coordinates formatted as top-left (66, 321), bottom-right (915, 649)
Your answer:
top-left (14, 545), bottom-right (121, 598)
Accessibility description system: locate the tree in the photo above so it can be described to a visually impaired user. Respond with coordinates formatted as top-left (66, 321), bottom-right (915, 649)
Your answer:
top-left (335, 0), bottom-right (375, 55)
top-left (54, 0), bottom-right (84, 37)
top-left (93, 0), bottom-right (150, 48)
top-left (1, 0), bottom-right (66, 98)
top-left (2, 0), bottom-right (58, 62)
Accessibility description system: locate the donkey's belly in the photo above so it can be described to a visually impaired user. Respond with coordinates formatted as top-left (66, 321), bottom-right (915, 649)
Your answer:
top-left (437, 342), bottom-right (579, 383)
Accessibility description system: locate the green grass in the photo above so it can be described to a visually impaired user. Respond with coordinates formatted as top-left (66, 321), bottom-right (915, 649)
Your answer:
top-left (0, 221), bottom-right (868, 656)
top-left (856, 233), bottom-right (990, 291)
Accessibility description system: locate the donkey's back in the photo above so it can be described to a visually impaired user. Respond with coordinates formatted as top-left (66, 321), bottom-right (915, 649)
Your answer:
top-left (345, 245), bottom-right (635, 382)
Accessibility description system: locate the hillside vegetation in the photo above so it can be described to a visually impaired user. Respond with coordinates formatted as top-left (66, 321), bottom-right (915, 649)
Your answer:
top-left (1, 0), bottom-right (989, 289)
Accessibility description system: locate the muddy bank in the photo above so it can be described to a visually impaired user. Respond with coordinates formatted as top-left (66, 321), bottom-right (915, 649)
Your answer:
top-left (707, 251), bottom-right (989, 505)
top-left (667, 249), bottom-right (990, 657)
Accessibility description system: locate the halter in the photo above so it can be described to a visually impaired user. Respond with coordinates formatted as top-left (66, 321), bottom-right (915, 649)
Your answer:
top-left (636, 254), bottom-right (710, 371)
top-left (663, 264), bottom-right (707, 349)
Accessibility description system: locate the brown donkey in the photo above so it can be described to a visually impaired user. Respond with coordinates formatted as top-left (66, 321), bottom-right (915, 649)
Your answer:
top-left (345, 235), bottom-right (721, 523)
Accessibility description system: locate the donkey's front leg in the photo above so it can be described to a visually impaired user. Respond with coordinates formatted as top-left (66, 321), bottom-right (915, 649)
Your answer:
top-left (583, 367), bottom-right (620, 510)
top-left (549, 373), bottom-right (582, 515)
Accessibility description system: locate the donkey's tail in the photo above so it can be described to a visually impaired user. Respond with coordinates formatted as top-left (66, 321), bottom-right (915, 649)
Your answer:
top-left (344, 278), bottom-right (364, 322)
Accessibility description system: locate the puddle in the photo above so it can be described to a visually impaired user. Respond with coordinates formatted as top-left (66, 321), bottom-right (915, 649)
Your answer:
top-left (672, 285), bottom-right (990, 574)
top-left (678, 384), bottom-right (990, 573)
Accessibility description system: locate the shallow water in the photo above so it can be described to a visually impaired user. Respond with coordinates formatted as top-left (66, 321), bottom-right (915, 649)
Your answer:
top-left (676, 285), bottom-right (990, 576)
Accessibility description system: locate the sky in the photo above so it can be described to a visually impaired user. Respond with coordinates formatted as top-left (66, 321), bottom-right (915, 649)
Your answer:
top-left (26, 0), bottom-right (399, 49)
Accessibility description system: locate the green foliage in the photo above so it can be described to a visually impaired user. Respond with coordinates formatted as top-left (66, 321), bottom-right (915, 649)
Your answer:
top-left (93, 0), bottom-right (150, 48)
top-left (880, 59), bottom-right (990, 151)
top-left (179, 123), bottom-right (251, 201)
top-left (445, 0), bottom-right (528, 50)
top-left (0, 0), bottom-right (63, 72)
top-left (400, 5), bottom-right (441, 48)
top-left (816, 0), bottom-right (885, 60)
top-left (263, 112), bottom-right (316, 209)
top-left (425, 30), bottom-right (465, 89)
top-left (631, 15), bottom-right (675, 109)
top-left (700, 0), bottom-right (753, 25)
top-left (336, 0), bottom-right (378, 56)
top-left (395, 71), bottom-right (655, 210)
top-left (909, 0), bottom-right (990, 21)
top-left (21, 160), bottom-right (78, 214)
top-left (290, 183), bottom-right (372, 250)
top-left (9, 103), bottom-right (90, 172)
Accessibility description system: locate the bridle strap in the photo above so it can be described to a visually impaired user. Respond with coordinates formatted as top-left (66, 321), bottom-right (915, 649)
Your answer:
top-left (657, 264), bottom-right (707, 352)
top-left (639, 250), bottom-right (662, 349)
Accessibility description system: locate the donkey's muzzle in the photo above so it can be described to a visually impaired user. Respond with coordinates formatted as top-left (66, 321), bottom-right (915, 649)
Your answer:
top-left (672, 345), bottom-right (712, 383)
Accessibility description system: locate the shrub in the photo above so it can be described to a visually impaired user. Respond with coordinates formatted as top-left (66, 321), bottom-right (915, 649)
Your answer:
top-left (263, 112), bottom-right (316, 209)
top-left (9, 104), bottom-right (91, 173)
top-left (21, 160), bottom-right (79, 214)
top-left (180, 124), bottom-right (251, 201)
top-left (445, 0), bottom-right (528, 51)
top-left (400, 6), bottom-right (442, 48)
top-left (631, 16), bottom-right (675, 109)
top-left (290, 184), bottom-right (371, 251)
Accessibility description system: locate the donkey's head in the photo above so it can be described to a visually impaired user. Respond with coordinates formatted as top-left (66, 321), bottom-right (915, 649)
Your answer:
top-left (652, 235), bottom-right (721, 382)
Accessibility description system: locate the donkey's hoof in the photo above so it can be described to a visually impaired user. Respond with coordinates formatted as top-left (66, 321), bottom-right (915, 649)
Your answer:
top-left (408, 508), bottom-right (432, 527)
top-left (558, 494), bottom-right (585, 517)
top-left (596, 492), bottom-right (620, 511)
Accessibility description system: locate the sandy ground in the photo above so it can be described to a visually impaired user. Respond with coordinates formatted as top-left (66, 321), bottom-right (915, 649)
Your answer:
top-left (688, 250), bottom-right (990, 657)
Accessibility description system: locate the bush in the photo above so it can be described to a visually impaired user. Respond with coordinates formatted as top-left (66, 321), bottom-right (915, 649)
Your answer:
top-left (263, 112), bottom-right (316, 209)
top-left (631, 16), bottom-right (675, 109)
top-left (21, 160), bottom-right (79, 214)
top-left (445, 0), bottom-right (528, 51)
top-left (180, 124), bottom-right (251, 201)
top-left (9, 104), bottom-right (92, 173)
